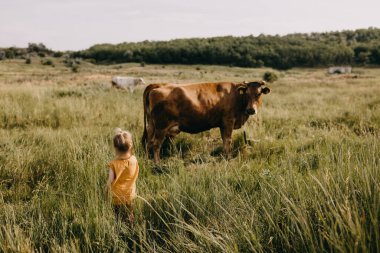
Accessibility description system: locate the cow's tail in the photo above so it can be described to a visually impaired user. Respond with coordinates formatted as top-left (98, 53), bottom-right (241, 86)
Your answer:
top-left (141, 83), bottom-right (163, 152)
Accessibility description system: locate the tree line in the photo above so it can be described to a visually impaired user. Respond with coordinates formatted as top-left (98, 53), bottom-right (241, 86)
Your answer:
top-left (73, 28), bottom-right (380, 69)
top-left (1, 28), bottom-right (380, 69)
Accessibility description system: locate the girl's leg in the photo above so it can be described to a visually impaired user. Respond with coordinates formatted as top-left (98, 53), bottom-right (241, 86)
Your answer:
top-left (113, 204), bottom-right (134, 227)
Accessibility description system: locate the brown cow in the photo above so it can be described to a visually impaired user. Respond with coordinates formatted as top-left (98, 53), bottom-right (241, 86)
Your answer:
top-left (142, 81), bottom-right (270, 163)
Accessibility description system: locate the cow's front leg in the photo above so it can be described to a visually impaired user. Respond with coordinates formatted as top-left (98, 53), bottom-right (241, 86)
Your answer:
top-left (220, 120), bottom-right (234, 157)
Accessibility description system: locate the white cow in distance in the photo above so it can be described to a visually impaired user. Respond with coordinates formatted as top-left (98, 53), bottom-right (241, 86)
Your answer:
top-left (111, 76), bottom-right (146, 92)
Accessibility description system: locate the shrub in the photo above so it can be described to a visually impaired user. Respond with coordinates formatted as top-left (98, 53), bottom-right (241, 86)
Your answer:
top-left (86, 58), bottom-right (97, 64)
top-left (41, 59), bottom-right (54, 67)
top-left (53, 51), bottom-right (63, 58)
top-left (64, 57), bottom-right (81, 67)
top-left (263, 71), bottom-right (278, 83)
top-left (27, 43), bottom-right (48, 53)
top-left (5, 49), bottom-right (15, 59)
top-left (71, 65), bottom-right (79, 73)
top-left (25, 58), bottom-right (32, 64)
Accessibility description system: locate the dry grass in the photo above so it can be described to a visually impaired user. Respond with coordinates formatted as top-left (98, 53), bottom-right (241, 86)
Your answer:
top-left (0, 58), bottom-right (379, 252)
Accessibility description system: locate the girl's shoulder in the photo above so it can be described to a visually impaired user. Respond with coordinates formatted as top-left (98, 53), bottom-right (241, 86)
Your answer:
top-left (128, 155), bottom-right (139, 168)
top-left (107, 158), bottom-right (119, 166)
top-left (129, 155), bottom-right (138, 163)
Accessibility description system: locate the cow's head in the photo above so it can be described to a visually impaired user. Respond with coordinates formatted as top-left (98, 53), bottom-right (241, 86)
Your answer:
top-left (237, 80), bottom-right (270, 115)
top-left (138, 78), bottom-right (146, 85)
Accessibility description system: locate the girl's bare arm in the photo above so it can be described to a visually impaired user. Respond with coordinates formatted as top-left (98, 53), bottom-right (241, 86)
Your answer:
top-left (107, 169), bottom-right (115, 187)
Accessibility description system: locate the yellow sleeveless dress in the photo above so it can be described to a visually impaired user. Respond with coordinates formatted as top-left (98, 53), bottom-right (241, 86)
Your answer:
top-left (107, 155), bottom-right (139, 205)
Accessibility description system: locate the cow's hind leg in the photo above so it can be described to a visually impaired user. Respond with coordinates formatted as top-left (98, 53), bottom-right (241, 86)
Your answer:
top-left (152, 130), bottom-right (167, 163)
top-left (144, 122), bottom-right (155, 155)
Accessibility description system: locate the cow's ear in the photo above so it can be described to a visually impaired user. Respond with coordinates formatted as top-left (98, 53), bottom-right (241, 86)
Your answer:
top-left (237, 85), bottom-right (247, 95)
top-left (261, 87), bottom-right (271, 94)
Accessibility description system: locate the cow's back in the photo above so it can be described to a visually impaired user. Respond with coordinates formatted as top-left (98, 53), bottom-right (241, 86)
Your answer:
top-left (150, 82), bottom-right (233, 110)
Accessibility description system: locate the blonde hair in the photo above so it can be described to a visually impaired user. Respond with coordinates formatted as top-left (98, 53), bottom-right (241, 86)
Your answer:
top-left (113, 128), bottom-right (133, 152)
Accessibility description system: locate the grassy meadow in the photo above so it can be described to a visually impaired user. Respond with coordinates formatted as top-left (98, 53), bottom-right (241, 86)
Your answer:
top-left (0, 58), bottom-right (379, 252)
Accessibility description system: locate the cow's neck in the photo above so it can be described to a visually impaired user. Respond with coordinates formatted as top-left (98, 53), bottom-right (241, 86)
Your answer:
top-left (234, 114), bottom-right (249, 129)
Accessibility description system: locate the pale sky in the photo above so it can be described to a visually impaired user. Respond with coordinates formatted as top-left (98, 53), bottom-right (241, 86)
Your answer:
top-left (1, 0), bottom-right (379, 51)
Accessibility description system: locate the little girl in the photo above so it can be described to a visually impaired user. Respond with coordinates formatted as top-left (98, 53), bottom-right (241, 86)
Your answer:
top-left (107, 128), bottom-right (139, 225)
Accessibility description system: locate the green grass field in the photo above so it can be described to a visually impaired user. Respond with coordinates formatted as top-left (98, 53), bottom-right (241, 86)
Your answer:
top-left (0, 58), bottom-right (379, 252)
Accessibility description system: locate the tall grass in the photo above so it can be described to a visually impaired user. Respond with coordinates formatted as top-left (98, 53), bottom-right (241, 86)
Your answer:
top-left (0, 60), bottom-right (379, 252)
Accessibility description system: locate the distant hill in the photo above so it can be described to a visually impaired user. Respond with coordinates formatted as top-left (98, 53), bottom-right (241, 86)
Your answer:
top-left (72, 27), bottom-right (380, 69)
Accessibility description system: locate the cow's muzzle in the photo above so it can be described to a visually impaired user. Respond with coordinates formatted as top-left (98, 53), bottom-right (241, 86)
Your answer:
top-left (246, 108), bottom-right (256, 115)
